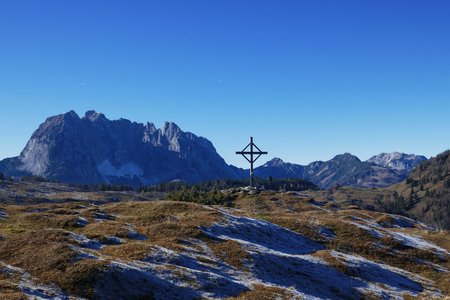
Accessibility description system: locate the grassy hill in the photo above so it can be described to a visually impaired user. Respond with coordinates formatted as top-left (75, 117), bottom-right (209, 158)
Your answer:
top-left (0, 181), bottom-right (449, 299)
top-left (305, 151), bottom-right (450, 231)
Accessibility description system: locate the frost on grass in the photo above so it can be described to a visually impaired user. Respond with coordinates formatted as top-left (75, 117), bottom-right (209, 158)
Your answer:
top-left (69, 232), bottom-right (103, 250)
top-left (347, 215), bottom-right (449, 256)
top-left (96, 245), bottom-right (248, 299)
top-left (1, 262), bottom-right (71, 300)
top-left (331, 251), bottom-right (441, 299)
top-left (0, 209), bottom-right (8, 220)
top-left (318, 226), bottom-right (336, 241)
top-left (390, 231), bottom-right (449, 257)
top-left (74, 216), bottom-right (88, 227)
top-left (200, 210), bottom-right (438, 299)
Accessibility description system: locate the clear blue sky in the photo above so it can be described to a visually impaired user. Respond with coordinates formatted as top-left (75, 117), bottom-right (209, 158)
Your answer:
top-left (1, 1), bottom-right (449, 168)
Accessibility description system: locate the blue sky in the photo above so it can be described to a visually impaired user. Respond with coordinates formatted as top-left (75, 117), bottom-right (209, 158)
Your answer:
top-left (0, 1), bottom-right (449, 168)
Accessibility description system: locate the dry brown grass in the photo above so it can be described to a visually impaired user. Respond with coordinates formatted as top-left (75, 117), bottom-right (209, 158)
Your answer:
top-left (0, 229), bottom-right (108, 298)
top-left (313, 250), bottom-right (352, 275)
top-left (0, 284), bottom-right (26, 300)
top-left (374, 214), bottom-right (395, 227)
top-left (81, 221), bottom-right (129, 240)
top-left (102, 201), bottom-right (220, 251)
top-left (0, 269), bottom-right (26, 300)
top-left (206, 239), bottom-right (249, 269)
top-left (100, 242), bottom-right (151, 261)
top-left (232, 191), bottom-right (316, 215)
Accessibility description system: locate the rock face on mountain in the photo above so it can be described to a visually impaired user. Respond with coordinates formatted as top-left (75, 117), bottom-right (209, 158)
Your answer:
top-left (0, 111), bottom-right (242, 185)
top-left (367, 152), bottom-right (427, 175)
top-left (255, 153), bottom-right (419, 189)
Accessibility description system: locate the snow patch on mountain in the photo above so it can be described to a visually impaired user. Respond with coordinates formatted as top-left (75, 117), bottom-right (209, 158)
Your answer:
top-left (367, 152), bottom-right (427, 173)
top-left (97, 160), bottom-right (145, 183)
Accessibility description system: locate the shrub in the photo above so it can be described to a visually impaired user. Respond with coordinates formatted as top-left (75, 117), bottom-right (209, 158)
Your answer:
top-left (166, 187), bottom-right (233, 206)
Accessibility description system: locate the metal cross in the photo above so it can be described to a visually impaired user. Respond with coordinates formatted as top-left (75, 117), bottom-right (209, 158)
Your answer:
top-left (236, 137), bottom-right (268, 187)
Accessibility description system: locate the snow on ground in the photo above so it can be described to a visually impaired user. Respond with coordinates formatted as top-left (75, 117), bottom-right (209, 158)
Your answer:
top-left (201, 210), bottom-right (439, 299)
top-left (74, 216), bottom-right (88, 227)
top-left (318, 226), bottom-right (336, 240)
top-left (4, 206), bottom-right (443, 299)
top-left (349, 220), bottom-right (385, 238)
top-left (69, 232), bottom-right (103, 250)
top-left (346, 215), bottom-right (449, 256)
top-left (390, 231), bottom-right (449, 256)
top-left (1, 262), bottom-right (75, 300)
top-left (0, 209), bottom-right (7, 220)
top-left (88, 209), bottom-right (443, 299)
top-left (331, 251), bottom-right (441, 299)
top-left (69, 208), bottom-right (445, 299)
top-left (92, 211), bottom-right (115, 221)
top-left (124, 223), bottom-right (148, 240)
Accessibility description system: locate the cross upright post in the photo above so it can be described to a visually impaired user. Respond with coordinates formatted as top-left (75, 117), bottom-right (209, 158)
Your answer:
top-left (236, 137), bottom-right (268, 187)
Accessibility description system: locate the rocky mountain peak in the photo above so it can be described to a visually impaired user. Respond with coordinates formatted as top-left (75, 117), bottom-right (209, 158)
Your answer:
top-left (0, 111), bottom-right (240, 185)
top-left (84, 110), bottom-right (106, 122)
top-left (265, 158), bottom-right (285, 167)
top-left (163, 121), bottom-right (181, 137)
top-left (332, 153), bottom-right (361, 164)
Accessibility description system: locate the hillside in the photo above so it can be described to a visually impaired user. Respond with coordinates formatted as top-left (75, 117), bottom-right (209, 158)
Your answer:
top-left (391, 150), bottom-right (450, 230)
top-left (303, 150), bottom-right (450, 231)
top-left (0, 181), bottom-right (448, 299)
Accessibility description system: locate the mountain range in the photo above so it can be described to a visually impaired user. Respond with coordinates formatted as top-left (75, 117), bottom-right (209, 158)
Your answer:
top-left (256, 152), bottom-right (427, 188)
top-left (0, 111), bottom-right (427, 188)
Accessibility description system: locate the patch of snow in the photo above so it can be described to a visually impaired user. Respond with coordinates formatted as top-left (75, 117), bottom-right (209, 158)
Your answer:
top-left (347, 215), bottom-right (448, 257)
top-left (124, 224), bottom-right (147, 240)
top-left (75, 216), bottom-right (88, 227)
top-left (308, 203), bottom-right (332, 212)
top-left (93, 211), bottom-right (115, 220)
top-left (332, 251), bottom-right (441, 299)
top-left (69, 245), bottom-right (101, 261)
top-left (203, 210), bottom-right (325, 256)
top-left (318, 226), bottom-right (336, 240)
top-left (103, 236), bottom-right (125, 245)
top-left (0, 209), bottom-right (8, 220)
top-left (1, 262), bottom-right (74, 300)
top-left (349, 221), bottom-right (385, 238)
top-left (97, 159), bottom-right (146, 183)
top-left (69, 232), bottom-right (104, 250)
top-left (390, 231), bottom-right (449, 257)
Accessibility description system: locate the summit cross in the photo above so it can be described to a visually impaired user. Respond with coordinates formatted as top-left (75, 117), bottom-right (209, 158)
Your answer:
top-left (236, 137), bottom-right (268, 187)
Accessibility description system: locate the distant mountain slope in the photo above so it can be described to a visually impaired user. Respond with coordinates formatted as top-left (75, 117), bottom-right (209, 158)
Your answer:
top-left (0, 111), bottom-right (242, 185)
top-left (390, 150), bottom-right (450, 230)
top-left (367, 152), bottom-right (427, 175)
top-left (255, 153), bottom-right (406, 188)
